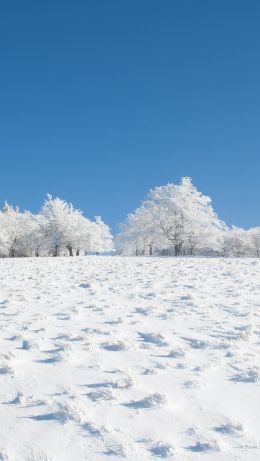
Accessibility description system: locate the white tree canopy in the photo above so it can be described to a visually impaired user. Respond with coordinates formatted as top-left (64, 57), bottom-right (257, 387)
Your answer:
top-left (116, 177), bottom-right (227, 256)
top-left (0, 196), bottom-right (113, 257)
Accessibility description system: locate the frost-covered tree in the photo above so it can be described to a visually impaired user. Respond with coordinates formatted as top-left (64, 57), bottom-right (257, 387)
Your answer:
top-left (248, 227), bottom-right (260, 257)
top-left (0, 202), bottom-right (34, 257)
top-left (38, 195), bottom-right (93, 256)
top-left (116, 177), bottom-right (226, 256)
top-left (116, 205), bottom-right (165, 256)
top-left (149, 177), bottom-right (226, 255)
top-left (21, 214), bottom-right (48, 257)
top-left (224, 227), bottom-right (256, 257)
top-left (0, 196), bottom-right (113, 258)
top-left (90, 216), bottom-right (114, 254)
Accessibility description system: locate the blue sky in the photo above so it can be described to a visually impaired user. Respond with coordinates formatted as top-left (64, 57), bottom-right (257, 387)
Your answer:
top-left (0, 0), bottom-right (259, 231)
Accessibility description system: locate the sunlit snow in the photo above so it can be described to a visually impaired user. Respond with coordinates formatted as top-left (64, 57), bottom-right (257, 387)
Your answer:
top-left (0, 256), bottom-right (259, 460)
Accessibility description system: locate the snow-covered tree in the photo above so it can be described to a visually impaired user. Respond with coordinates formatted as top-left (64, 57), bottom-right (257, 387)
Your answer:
top-left (116, 177), bottom-right (227, 256)
top-left (90, 216), bottom-right (114, 254)
top-left (248, 227), bottom-right (260, 257)
top-left (0, 186), bottom-right (259, 259)
top-left (0, 202), bottom-right (34, 257)
top-left (224, 227), bottom-right (255, 257)
top-left (20, 214), bottom-right (48, 257)
top-left (0, 196), bottom-right (113, 258)
top-left (116, 205), bottom-right (165, 256)
top-left (38, 195), bottom-right (93, 256)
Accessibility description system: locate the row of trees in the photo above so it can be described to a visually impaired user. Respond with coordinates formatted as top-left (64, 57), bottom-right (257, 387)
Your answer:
top-left (1, 179), bottom-right (259, 258)
top-left (115, 177), bottom-right (260, 257)
top-left (0, 195), bottom-right (113, 257)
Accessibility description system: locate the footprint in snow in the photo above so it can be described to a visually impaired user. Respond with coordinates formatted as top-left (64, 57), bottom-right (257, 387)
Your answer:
top-left (0, 365), bottom-right (14, 376)
top-left (183, 337), bottom-right (209, 349)
top-left (180, 294), bottom-right (193, 301)
top-left (0, 299), bottom-right (8, 308)
top-left (230, 369), bottom-right (259, 383)
top-left (214, 422), bottom-right (243, 437)
top-left (86, 373), bottom-right (136, 390)
top-left (123, 392), bottom-right (167, 409)
top-left (4, 393), bottom-right (22, 405)
top-left (29, 401), bottom-right (86, 426)
top-left (36, 356), bottom-right (61, 364)
top-left (167, 347), bottom-right (186, 358)
top-left (183, 380), bottom-right (200, 389)
top-left (138, 332), bottom-right (168, 347)
top-left (87, 387), bottom-right (114, 401)
top-left (150, 441), bottom-right (174, 458)
top-left (143, 368), bottom-right (158, 375)
top-left (101, 341), bottom-right (129, 351)
top-left (21, 339), bottom-right (39, 350)
top-left (81, 420), bottom-right (107, 438)
top-left (104, 443), bottom-right (127, 457)
top-left (135, 307), bottom-right (154, 316)
top-left (79, 282), bottom-right (91, 288)
top-left (186, 440), bottom-right (219, 452)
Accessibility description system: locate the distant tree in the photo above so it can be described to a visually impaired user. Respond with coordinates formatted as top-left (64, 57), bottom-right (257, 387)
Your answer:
top-left (223, 227), bottom-right (254, 257)
top-left (248, 227), bottom-right (260, 257)
top-left (0, 202), bottom-right (33, 257)
top-left (90, 216), bottom-right (114, 254)
top-left (116, 205), bottom-right (164, 256)
top-left (116, 177), bottom-right (226, 256)
top-left (21, 214), bottom-right (47, 257)
top-left (38, 195), bottom-right (93, 256)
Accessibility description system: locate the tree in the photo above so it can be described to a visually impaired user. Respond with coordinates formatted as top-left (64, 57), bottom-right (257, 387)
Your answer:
top-left (0, 202), bottom-right (34, 257)
top-left (224, 227), bottom-right (255, 257)
top-left (116, 205), bottom-right (165, 256)
top-left (116, 177), bottom-right (227, 256)
top-left (21, 214), bottom-right (48, 257)
top-left (249, 227), bottom-right (260, 257)
top-left (90, 216), bottom-right (114, 254)
top-left (38, 195), bottom-right (93, 256)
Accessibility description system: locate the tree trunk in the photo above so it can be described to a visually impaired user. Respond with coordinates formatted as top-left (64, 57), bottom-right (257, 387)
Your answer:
top-left (149, 244), bottom-right (153, 256)
top-left (76, 249), bottom-right (80, 256)
top-left (136, 248), bottom-right (138, 256)
top-left (174, 244), bottom-right (181, 256)
top-left (53, 244), bottom-right (59, 257)
top-left (67, 244), bottom-right (73, 256)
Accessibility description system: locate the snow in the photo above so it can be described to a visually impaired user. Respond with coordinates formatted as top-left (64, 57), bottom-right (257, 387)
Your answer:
top-left (0, 256), bottom-right (260, 461)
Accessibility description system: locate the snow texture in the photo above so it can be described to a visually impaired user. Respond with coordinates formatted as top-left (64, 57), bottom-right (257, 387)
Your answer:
top-left (0, 256), bottom-right (260, 460)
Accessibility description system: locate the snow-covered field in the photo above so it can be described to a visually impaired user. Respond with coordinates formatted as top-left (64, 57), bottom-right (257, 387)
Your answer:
top-left (0, 257), bottom-right (260, 461)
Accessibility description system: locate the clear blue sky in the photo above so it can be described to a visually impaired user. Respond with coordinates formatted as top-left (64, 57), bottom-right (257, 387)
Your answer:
top-left (0, 0), bottom-right (259, 231)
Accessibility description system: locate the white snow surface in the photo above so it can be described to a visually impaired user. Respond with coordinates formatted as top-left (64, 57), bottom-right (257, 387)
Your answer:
top-left (0, 256), bottom-right (260, 461)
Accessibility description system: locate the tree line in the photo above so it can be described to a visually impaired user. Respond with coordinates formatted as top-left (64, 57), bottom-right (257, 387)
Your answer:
top-left (0, 179), bottom-right (259, 258)
top-left (0, 195), bottom-right (113, 257)
top-left (115, 177), bottom-right (260, 257)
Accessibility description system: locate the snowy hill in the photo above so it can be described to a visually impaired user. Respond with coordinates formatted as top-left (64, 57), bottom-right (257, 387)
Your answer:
top-left (0, 256), bottom-right (260, 461)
